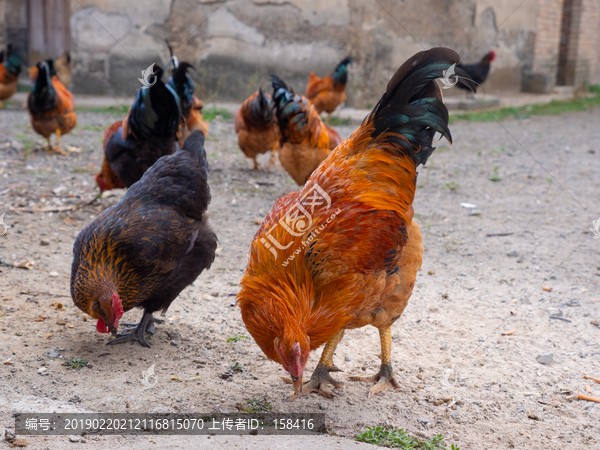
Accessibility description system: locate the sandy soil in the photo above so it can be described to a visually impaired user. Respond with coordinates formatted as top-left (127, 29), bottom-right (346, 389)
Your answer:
top-left (1, 106), bottom-right (599, 450)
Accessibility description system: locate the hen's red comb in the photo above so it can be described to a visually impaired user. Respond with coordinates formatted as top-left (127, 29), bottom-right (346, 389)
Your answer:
top-left (111, 294), bottom-right (124, 328)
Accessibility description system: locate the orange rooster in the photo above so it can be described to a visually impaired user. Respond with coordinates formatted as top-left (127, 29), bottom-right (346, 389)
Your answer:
top-left (271, 75), bottom-right (341, 185)
top-left (305, 57), bottom-right (352, 123)
top-left (27, 60), bottom-right (76, 155)
top-left (238, 48), bottom-right (475, 400)
top-left (235, 87), bottom-right (280, 171)
top-left (0, 45), bottom-right (22, 108)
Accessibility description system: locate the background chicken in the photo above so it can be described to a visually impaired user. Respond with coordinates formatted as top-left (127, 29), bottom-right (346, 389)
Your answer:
top-left (0, 45), bottom-right (22, 108)
top-left (235, 87), bottom-right (280, 171)
top-left (167, 60), bottom-right (209, 146)
top-left (53, 51), bottom-right (72, 88)
top-left (238, 48), bottom-right (474, 400)
top-left (27, 60), bottom-right (76, 155)
top-left (456, 50), bottom-right (495, 94)
top-left (271, 75), bottom-right (341, 185)
top-left (72, 130), bottom-right (217, 347)
top-left (305, 56), bottom-right (352, 123)
top-left (96, 65), bottom-right (181, 192)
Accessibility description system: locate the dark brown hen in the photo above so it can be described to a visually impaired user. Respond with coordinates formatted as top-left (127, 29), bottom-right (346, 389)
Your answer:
top-left (71, 130), bottom-right (217, 347)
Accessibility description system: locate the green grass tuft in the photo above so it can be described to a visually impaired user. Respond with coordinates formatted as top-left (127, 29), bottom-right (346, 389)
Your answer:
top-left (328, 115), bottom-right (352, 126)
top-left (356, 426), bottom-right (458, 449)
top-left (227, 335), bottom-right (247, 343)
top-left (241, 397), bottom-right (273, 414)
top-left (450, 86), bottom-right (600, 123)
top-left (489, 166), bottom-right (501, 182)
top-left (76, 104), bottom-right (130, 115)
top-left (203, 106), bottom-right (234, 121)
top-left (62, 358), bottom-right (89, 370)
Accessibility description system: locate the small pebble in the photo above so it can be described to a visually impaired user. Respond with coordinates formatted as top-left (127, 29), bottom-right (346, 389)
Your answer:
top-left (507, 250), bottom-right (518, 257)
top-left (536, 352), bottom-right (554, 365)
top-left (319, 402), bottom-right (329, 410)
top-left (40, 238), bottom-right (50, 246)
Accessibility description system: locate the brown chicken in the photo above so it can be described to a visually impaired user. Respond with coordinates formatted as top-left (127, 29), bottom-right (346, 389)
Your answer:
top-left (0, 45), bottom-right (22, 108)
top-left (235, 87), bottom-right (280, 171)
top-left (238, 48), bottom-right (475, 400)
top-left (96, 65), bottom-right (181, 192)
top-left (54, 51), bottom-right (72, 87)
top-left (271, 75), bottom-right (341, 185)
top-left (27, 60), bottom-right (77, 155)
top-left (305, 56), bottom-right (352, 123)
top-left (71, 131), bottom-right (217, 347)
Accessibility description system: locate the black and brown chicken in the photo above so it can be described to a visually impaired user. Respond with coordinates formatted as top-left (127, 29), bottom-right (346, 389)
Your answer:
top-left (72, 130), bottom-right (217, 347)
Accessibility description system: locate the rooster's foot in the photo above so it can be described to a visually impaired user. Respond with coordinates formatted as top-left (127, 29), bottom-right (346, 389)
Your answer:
top-left (49, 145), bottom-right (67, 156)
top-left (348, 363), bottom-right (399, 398)
top-left (282, 364), bottom-right (344, 401)
top-left (108, 311), bottom-right (160, 348)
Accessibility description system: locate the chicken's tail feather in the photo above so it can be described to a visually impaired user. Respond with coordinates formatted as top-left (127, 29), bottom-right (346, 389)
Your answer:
top-left (332, 56), bottom-right (352, 85)
top-left (249, 86), bottom-right (275, 126)
top-left (368, 47), bottom-right (476, 166)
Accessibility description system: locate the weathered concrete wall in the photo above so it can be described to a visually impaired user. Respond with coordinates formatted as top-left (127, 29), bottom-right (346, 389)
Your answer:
top-left (68, 0), bottom-right (552, 104)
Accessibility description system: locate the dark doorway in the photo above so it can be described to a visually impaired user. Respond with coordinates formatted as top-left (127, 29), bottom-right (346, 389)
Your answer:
top-left (27, 0), bottom-right (71, 64)
top-left (556, 0), bottom-right (581, 86)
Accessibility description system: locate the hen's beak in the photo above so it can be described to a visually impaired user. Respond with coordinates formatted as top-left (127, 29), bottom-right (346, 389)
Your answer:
top-left (109, 325), bottom-right (118, 336)
top-left (291, 375), bottom-right (303, 393)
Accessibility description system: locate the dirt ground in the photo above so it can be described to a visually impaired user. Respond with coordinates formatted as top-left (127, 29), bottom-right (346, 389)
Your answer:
top-left (1, 105), bottom-right (599, 450)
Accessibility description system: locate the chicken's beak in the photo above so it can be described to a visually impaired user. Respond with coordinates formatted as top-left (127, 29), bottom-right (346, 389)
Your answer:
top-left (291, 375), bottom-right (303, 393)
top-left (109, 325), bottom-right (118, 336)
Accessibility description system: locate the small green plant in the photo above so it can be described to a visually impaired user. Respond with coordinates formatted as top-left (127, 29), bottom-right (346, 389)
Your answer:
top-left (229, 362), bottom-right (245, 373)
top-left (203, 106), bottom-right (233, 121)
top-left (441, 182), bottom-right (460, 191)
top-left (450, 85), bottom-right (600, 123)
top-left (82, 124), bottom-right (105, 132)
top-left (489, 166), bottom-right (501, 182)
top-left (227, 335), bottom-right (248, 343)
top-left (242, 397), bottom-right (273, 413)
top-left (63, 358), bottom-right (88, 370)
top-left (77, 105), bottom-right (130, 115)
top-left (356, 426), bottom-right (457, 449)
top-left (546, 177), bottom-right (553, 183)
top-left (71, 167), bottom-right (92, 174)
top-left (328, 115), bottom-right (352, 126)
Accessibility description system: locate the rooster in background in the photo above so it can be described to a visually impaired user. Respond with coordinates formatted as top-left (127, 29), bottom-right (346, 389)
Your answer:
top-left (0, 45), bottom-right (22, 108)
top-left (53, 51), bottom-right (72, 88)
top-left (271, 75), bottom-right (341, 185)
top-left (456, 50), bottom-right (495, 95)
top-left (167, 60), bottom-right (209, 146)
top-left (239, 48), bottom-right (475, 400)
top-left (305, 56), bottom-right (352, 123)
top-left (72, 131), bottom-right (217, 347)
top-left (235, 87), bottom-right (280, 171)
top-left (27, 60), bottom-right (77, 155)
top-left (96, 65), bottom-right (181, 192)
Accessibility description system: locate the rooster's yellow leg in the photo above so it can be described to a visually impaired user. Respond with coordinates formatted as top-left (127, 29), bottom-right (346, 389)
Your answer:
top-left (265, 142), bottom-right (278, 172)
top-left (348, 327), bottom-right (399, 398)
top-left (51, 129), bottom-right (67, 155)
top-left (282, 329), bottom-right (345, 401)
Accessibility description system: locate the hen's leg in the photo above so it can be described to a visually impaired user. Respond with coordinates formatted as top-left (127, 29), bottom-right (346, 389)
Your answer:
top-left (107, 311), bottom-right (162, 348)
top-left (282, 329), bottom-right (344, 401)
top-left (50, 129), bottom-right (67, 155)
top-left (251, 156), bottom-right (259, 171)
top-left (348, 327), bottom-right (399, 398)
top-left (265, 143), bottom-right (278, 172)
